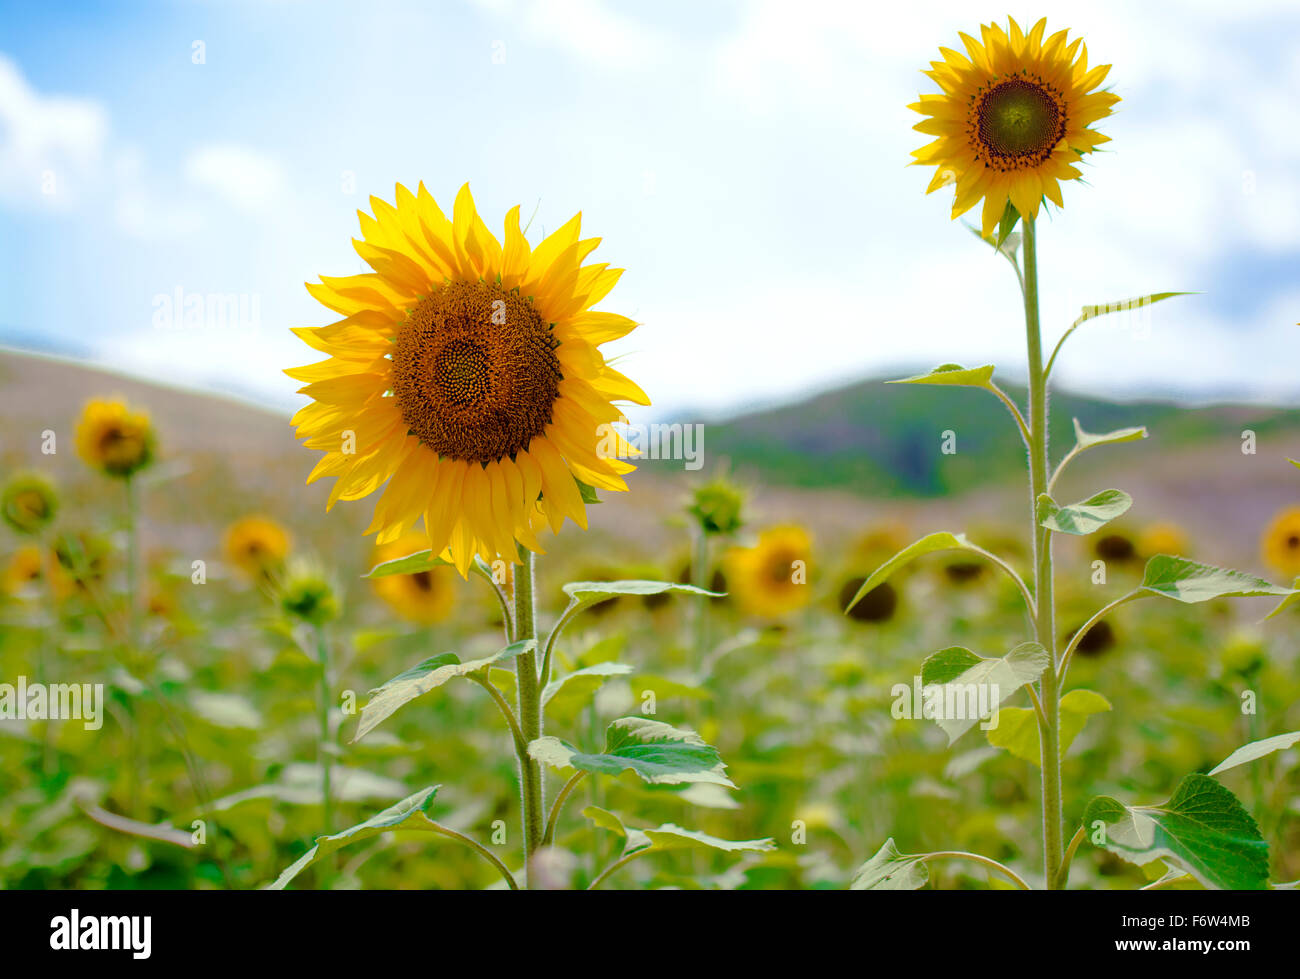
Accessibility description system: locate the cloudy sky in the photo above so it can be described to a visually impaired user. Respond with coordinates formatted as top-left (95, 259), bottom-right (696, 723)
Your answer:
top-left (2, 0), bottom-right (1298, 425)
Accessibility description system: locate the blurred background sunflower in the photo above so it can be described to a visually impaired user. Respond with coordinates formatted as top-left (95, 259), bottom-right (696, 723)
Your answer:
top-left (725, 524), bottom-right (813, 618)
top-left (370, 532), bottom-right (458, 625)
top-left (75, 397), bottom-right (155, 479)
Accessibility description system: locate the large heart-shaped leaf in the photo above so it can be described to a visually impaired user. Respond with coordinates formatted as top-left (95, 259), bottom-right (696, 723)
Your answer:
top-left (1140, 556), bottom-right (1296, 604)
top-left (918, 642), bottom-right (1050, 743)
top-left (353, 640), bottom-right (534, 741)
top-left (1083, 774), bottom-right (1269, 890)
top-left (985, 689), bottom-right (1111, 766)
top-left (529, 717), bottom-right (734, 787)
top-left (267, 785), bottom-right (443, 889)
top-left (1037, 489), bottom-right (1132, 536)
top-left (851, 838), bottom-right (929, 890)
top-left (1208, 731), bottom-right (1300, 776)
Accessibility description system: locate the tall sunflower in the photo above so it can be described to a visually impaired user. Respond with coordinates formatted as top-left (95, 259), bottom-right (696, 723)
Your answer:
top-left (287, 183), bottom-right (647, 576)
top-left (371, 532), bottom-right (458, 624)
top-left (910, 17), bottom-right (1119, 237)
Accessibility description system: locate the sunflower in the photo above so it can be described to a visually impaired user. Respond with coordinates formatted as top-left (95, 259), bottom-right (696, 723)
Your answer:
top-left (1261, 506), bottom-right (1300, 580)
top-left (371, 533), bottom-right (458, 624)
top-left (725, 525), bottom-right (812, 618)
top-left (1137, 522), bottom-right (1188, 559)
top-left (1, 471), bottom-right (58, 536)
top-left (76, 398), bottom-right (155, 478)
top-left (224, 515), bottom-right (292, 578)
top-left (910, 17), bottom-right (1120, 237)
top-left (4, 545), bottom-right (71, 598)
top-left (287, 183), bottom-right (647, 576)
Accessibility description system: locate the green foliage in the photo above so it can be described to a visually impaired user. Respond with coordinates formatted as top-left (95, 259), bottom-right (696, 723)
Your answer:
top-left (529, 717), bottom-right (734, 787)
top-left (1037, 489), bottom-right (1132, 535)
top-left (850, 838), bottom-right (929, 890)
top-left (1139, 555), bottom-right (1297, 604)
top-left (985, 690), bottom-right (1111, 766)
top-left (1083, 775), bottom-right (1269, 890)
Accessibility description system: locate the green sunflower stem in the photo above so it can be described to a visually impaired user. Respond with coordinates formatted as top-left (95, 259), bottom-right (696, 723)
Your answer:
top-left (1022, 216), bottom-right (1063, 889)
top-left (691, 527), bottom-right (710, 661)
top-left (513, 544), bottom-right (545, 887)
top-left (314, 623), bottom-right (335, 889)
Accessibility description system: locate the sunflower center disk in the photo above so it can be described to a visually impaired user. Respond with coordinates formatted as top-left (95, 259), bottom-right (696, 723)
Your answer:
top-left (975, 78), bottom-right (1064, 169)
top-left (392, 280), bottom-right (561, 464)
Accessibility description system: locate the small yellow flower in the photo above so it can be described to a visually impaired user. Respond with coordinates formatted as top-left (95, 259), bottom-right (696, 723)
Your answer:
top-left (76, 398), bottom-right (155, 478)
top-left (224, 515), bottom-right (292, 578)
top-left (1137, 522), bottom-right (1188, 559)
top-left (725, 525), bottom-right (812, 618)
top-left (371, 533), bottom-right (458, 625)
top-left (1261, 506), bottom-right (1300, 580)
top-left (4, 544), bottom-right (71, 598)
top-left (1, 471), bottom-right (58, 535)
top-left (910, 17), bottom-right (1120, 237)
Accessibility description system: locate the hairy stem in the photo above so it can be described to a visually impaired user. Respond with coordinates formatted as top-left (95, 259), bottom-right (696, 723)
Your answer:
top-left (513, 545), bottom-right (544, 887)
top-left (1022, 217), bottom-right (1063, 889)
top-left (924, 851), bottom-right (1032, 890)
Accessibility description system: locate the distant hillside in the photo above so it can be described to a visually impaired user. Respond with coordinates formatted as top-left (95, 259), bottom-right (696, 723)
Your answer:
top-left (696, 373), bottom-right (1300, 498)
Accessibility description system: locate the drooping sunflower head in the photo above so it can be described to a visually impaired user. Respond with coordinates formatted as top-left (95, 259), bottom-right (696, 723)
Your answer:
top-left (224, 515), bottom-right (292, 579)
top-left (725, 525), bottom-right (812, 619)
top-left (277, 557), bottom-right (341, 627)
top-left (686, 476), bottom-right (746, 538)
top-left (287, 183), bottom-right (648, 576)
top-left (371, 532), bottom-right (458, 625)
top-left (76, 398), bottom-right (156, 479)
top-left (1262, 506), bottom-right (1300, 580)
top-left (2, 471), bottom-right (58, 536)
top-left (910, 17), bottom-right (1119, 237)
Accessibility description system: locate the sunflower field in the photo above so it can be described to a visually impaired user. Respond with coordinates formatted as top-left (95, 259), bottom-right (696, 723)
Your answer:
top-left (1, 7), bottom-right (1299, 920)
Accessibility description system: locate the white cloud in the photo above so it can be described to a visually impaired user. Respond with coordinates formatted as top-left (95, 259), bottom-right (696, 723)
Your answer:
top-left (472, 0), bottom-right (669, 69)
top-left (0, 55), bottom-right (109, 209)
top-left (185, 145), bottom-right (286, 213)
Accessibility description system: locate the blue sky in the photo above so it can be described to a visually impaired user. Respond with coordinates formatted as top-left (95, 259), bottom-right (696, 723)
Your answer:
top-left (2, 0), bottom-right (1298, 425)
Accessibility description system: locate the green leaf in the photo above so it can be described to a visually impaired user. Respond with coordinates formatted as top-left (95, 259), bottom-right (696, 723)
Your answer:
top-left (529, 717), bottom-right (734, 787)
top-left (561, 580), bottom-right (720, 615)
top-left (542, 662), bottom-right (633, 722)
top-left (363, 549), bottom-right (451, 578)
top-left (575, 476), bottom-right (601, 505)
top-left (916, 643), bottom-right (1050, 744)
top-left (640, 824), bottom-right (776, 854)
top-left (851, 838), bottom-right (929, 890)
top-left (1083, 774), bottom-right (1269, 890)
top-left (888, 363), bottom-right (996, 389)
top-left (354, 640), bottom-right (535, 742)
top-left (1069, 418), bottom-right (1148, 454)
top-left (986, 689), bottom-right (1112, 766)
top-left (994, 200), bottom-right (1020, 247)
top-left (920, 647), bottom-right (982, 686)
top-left (1074, 292), bottom-right (1193, 329)
top-left (1140, 555), bottom-right (1297, 604)
top-left (1288, 459), bottom-right (1300, 470)
top-left (582, 807), bottom-right (775, 864)
top-left (1264, 578), bottom-right (1300, 619)
top-left (847, 532), bottom-right (981, 612)
top-left (1037, 489), bottom-right (1132, 536)
top-left (1208, 731), bottom-right (1300, 776)
top-left (267, 785), bottom-right (443, 889)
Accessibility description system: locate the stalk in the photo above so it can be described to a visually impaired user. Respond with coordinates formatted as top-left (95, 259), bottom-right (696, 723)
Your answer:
top-left (1021, 217), bottom-right (1063, 888)
top-left (314, 624), bottom-right (334, 834)
top-left (513, 545), bottom-right (544, 887)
